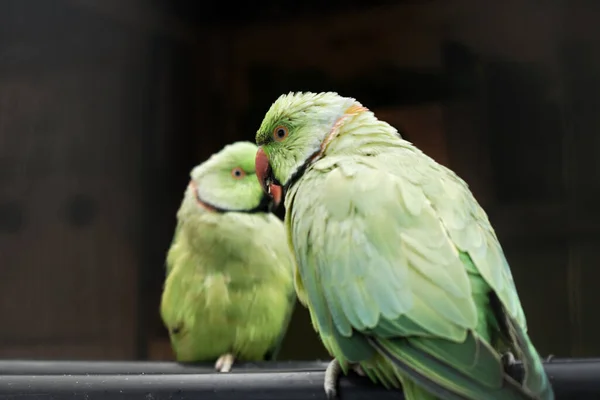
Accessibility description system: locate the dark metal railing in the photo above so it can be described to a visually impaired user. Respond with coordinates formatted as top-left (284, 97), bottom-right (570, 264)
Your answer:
top-left (0, 358), bottom-right (598, 399)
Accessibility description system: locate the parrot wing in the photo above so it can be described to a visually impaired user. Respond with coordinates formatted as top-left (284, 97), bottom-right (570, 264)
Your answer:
top-left (165, 220), bottom-right (184, 276)
top-left (263, 289), bottom-right (297, 361)
top-left (285, 151), bottom-right (548, 400)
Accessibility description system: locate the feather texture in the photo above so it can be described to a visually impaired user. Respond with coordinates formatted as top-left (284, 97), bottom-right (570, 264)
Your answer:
top-left (160, 142), bottom-right (296, 363)
top-left (256, 93), bottom-right (553, 400)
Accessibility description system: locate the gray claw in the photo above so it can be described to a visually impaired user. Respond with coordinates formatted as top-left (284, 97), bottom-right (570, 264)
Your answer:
top-left (324, 358), bottom-right (342, 400)
top-left (546, 354), bottom-right (555, 362)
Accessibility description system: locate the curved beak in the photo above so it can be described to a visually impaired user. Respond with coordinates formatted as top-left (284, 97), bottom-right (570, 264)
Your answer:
top-left (255, 147), bottom-right (282, 209)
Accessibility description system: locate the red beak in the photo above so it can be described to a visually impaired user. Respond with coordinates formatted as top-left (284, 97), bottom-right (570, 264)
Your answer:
top-left (255, 147), bottom-right (282, 208)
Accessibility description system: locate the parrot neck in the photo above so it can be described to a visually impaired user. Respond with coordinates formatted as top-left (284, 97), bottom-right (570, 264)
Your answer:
top-left (195, 192), bottom-right (274, 214)
top-left (283, 104), bottom-right (368, 192)
top-left (284, 106), bottom-right (396, 193)
top-left (189, 180), bottom-right (274, 214)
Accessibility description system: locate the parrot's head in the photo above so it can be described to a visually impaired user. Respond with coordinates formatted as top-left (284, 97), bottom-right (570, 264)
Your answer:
top-left (181, 141), bottom-right (282, 217)
top-left (254, 91), bottom-right (364, 197)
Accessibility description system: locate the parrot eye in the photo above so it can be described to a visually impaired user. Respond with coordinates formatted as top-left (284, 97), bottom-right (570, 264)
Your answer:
top-left (273, 125), bottom-right (289, 142)
top-left (231, 167), bottom-right (245, 179)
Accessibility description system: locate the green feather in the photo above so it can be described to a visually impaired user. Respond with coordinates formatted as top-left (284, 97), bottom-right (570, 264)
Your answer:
top-left (160, 141), bottom-right (296, 363)
top-left (256, 92), bottom-right (554, 400)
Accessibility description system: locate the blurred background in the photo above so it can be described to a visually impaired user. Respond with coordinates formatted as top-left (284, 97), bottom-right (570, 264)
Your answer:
top-left (0, 0), bottom-right (598, 362)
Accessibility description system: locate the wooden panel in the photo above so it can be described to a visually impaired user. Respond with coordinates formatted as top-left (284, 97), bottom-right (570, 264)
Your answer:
top-left (0, 61), bottom-right (141, 359)
top-left (442, 99), bottom-right (495, 207)
top-left (483, 60), bottom-right (564, 206)
top-left (503, 240), bottom-right (571, 357)
top-left (148, 338), bottom-right (175, 361)
top-left (375, 103), bottom-right (449, 166)
top-left (0, 344), bottom-right (130, 360)
top-left (574, 239), bottom-right (600, 357)
top-left (446, 0), bottom-right (561, 64)
top-left (560, 28), bottom-right (600, 357)
top-left (228, 3), bottom-right (445, 114)
top-left (61, 0), bottom-right (197, 42)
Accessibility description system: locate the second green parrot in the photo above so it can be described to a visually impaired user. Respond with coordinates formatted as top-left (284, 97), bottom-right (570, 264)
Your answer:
top-left (254, 92), bottom-right (554, 400)
top-left (160, 141), bottom-right (296, 372)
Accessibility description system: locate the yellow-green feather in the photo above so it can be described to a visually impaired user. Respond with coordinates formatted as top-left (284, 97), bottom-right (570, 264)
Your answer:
top-left (160, 142), bottom-right (296, 362)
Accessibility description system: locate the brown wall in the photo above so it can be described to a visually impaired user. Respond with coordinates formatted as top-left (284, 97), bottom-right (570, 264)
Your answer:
top-left (2, 0), bottom-right (600, 361)
top-left (0, 2), bottom-right (148, 358)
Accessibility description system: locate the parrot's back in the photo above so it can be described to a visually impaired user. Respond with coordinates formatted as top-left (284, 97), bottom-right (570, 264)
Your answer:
top-left (160, 211), bottom-right (295, 362)
top-left (285, 109), bottom-right (553, 400)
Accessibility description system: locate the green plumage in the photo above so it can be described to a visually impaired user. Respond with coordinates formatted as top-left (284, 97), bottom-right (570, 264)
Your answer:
top-left (255, 92), bottom-right (554, 400)
top-left (160, 141), bottom-right (296, 365)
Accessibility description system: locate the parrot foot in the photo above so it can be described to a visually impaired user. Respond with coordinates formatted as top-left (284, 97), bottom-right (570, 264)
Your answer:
top-left (501, 351), bottom-right (516, 369)
top-left (324, 358), bottom-right (342, 400)
top-left (215, 353), bottom-right (235, 373)
top-left (546, 354), bottom-right (555, 362)
top-left (323, 359), bottom-right (364, 399)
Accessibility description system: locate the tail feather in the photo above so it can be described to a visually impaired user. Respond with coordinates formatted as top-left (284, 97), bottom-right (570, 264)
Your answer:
top-left (368, 332), bottom-right (538, 400)
top-left (505, 314), bottom-right (554, 400)
top-left (402, 379), bottom-right (440, 400)
top-left (489, 293), bottom-right (554, 400)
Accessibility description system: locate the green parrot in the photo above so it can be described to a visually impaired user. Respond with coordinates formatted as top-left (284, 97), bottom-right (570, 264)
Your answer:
top-left (254, 92), bottom-right (554, 400)
top-left (160, 141), bottom-right (296, 372)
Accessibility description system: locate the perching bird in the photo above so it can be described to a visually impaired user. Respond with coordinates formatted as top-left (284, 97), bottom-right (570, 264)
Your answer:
top-left (254, 92), bottom-right (554, 400)
top-left (160, 141), bottom-right (296, 372)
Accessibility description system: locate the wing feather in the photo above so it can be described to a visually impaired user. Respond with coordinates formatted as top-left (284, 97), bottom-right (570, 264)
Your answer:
top-left (285, 149), bottom-right (533, 396)
top-left (288, 157), bottom-right (480, 343)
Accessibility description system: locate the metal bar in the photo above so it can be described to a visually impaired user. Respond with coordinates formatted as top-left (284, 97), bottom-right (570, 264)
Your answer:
top-left (0, 360), bottom-right (330, 375)
top-left (3, 371), bottom-right (382, 400)
top-left (0, 359), bottom-right (599, 399)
